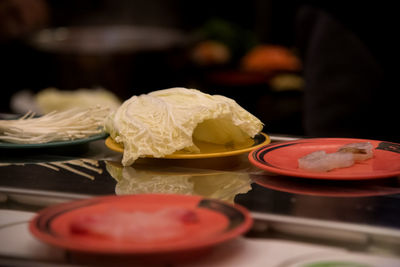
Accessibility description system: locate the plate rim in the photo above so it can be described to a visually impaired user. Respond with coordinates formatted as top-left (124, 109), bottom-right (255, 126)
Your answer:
top-left (0, 132), bottom-right (108, 149)
top-left (252, 175), bottom-right (400, 197)
top-left (105, 132), bottom-right (270, 159)
top-left (249, 137), bottom-right (400, 180)
top-left (29, 194), bottom-right (253, 254)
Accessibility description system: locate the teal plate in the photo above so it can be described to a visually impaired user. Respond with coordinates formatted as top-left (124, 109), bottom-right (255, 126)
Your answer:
top-left (0, 132), bottom-right (108, 149)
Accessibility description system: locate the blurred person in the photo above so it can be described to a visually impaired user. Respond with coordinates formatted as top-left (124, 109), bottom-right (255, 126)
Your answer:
top-left (295, 2), bottom-right (399, 142)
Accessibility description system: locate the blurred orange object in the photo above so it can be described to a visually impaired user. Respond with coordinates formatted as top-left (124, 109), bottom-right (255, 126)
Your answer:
top-left (241, 45), bottom-right (301, 73)
top-left (191, 40), bottom-right (231, 66)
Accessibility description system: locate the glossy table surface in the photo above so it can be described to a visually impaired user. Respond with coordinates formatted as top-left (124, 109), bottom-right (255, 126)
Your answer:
top-left (1, 135), bottom-right (400, 266)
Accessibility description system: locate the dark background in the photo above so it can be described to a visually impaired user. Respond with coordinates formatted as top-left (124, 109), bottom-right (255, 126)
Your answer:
top-left (0, 0), bottom-right (298, 107)
top-left (0, 1), bottom-right (397, 141)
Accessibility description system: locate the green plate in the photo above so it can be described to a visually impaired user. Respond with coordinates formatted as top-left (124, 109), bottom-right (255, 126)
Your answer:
top-left (0, 132), bottom-right (108, 149)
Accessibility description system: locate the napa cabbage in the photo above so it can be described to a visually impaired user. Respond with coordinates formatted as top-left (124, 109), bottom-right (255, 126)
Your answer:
top-left (105, 87), bottom-right (263, 165)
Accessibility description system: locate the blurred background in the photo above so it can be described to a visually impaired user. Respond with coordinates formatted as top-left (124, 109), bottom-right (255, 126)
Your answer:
top-left (0, 0), bottom-right (397, 141)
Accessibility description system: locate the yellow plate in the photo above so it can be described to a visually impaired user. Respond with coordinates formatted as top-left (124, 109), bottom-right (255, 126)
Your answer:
top-left (105, 132), bottom-right (270, 159)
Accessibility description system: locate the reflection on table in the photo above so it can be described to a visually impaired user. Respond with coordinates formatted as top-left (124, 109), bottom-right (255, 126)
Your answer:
top-left (1, 138), bottom-right (400, 265)
top-left (105, 160), bottom-right (251, 203)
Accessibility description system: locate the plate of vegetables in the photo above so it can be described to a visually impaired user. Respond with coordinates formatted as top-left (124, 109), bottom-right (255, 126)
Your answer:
top-left (105, 132), bottom-right (270, 159)
top-left (0, 107), bottom-right (109, 149)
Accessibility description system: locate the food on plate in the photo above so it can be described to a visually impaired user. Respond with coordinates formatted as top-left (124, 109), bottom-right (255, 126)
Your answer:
top-left (298, 150), bottom-right (355, 172)
top-left (35, 87), bottom-right (121, 114)
top-left (191, 40), bottom-right (231, 66)
top-left (338, 142), bottom-right (374, 161)
top-left (241, 45), bottom-right (301, 73)
top-left (69, 207), bottom-right (199, 242)
top-left (193, 18), bottom-right (257, 65)
top-left (0, 106), bottom-right (108, 144)
top-left (105, 87), bottom-right (263, 166)
top-left (298, 142), bottom-right (375, 172)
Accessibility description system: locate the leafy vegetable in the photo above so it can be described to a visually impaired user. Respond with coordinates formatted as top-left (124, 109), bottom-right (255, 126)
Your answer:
top-left (105, 88), bottom-right (263, 165)
top-left (36, 87), bottom-right (121, 114)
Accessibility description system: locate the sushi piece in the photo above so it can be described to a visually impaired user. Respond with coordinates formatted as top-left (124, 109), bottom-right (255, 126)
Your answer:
top-left (69, 207), bottom-right (199, 242)
top-left (298, 150), bottom-right (354, 172)
top-left (337, 142), bottom-right (374, 161)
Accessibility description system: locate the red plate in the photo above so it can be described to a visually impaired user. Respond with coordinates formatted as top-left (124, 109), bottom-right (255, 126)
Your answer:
top-left (29, 194), bottom-right (252, 254)
top-left (249, 138), bottom-right (400, 180)
top-left (252, 175), bottom-right (400, 197)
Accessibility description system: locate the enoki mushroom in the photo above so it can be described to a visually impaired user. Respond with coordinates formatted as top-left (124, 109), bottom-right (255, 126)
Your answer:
top-left (0, 106), bottom-right (109, 144)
